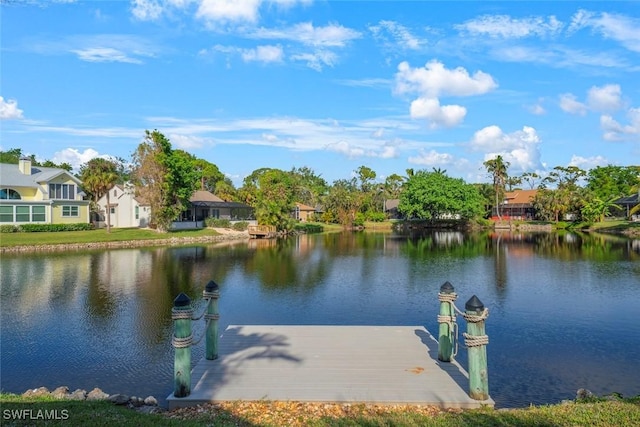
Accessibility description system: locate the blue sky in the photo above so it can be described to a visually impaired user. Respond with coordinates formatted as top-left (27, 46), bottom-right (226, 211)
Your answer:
top-left (1, 1), bottom-right (639, 186)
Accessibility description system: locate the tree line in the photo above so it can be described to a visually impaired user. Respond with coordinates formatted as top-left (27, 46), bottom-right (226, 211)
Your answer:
top-left (2, 131), bottom-right (639, 232)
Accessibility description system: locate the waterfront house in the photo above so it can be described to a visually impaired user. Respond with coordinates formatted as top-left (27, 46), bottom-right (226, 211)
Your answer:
top-left (293, 202), bottom-right (317, 222)
top-left (0, 157), bottom-right (90, 225)
top-left (498, 189), bottom-right (538, 220)
top-left (175, 190), bottom-right (255, 229)
top-left (95, 182), bottom-right (151, 228)
top-left (614, 189), bottom-right (640, 221)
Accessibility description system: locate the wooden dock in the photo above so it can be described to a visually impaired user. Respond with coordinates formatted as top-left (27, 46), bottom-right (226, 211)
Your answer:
top-left (248, 224), bottom-right (277, 239)
top-left (166, 325), bottom-right (494, 410)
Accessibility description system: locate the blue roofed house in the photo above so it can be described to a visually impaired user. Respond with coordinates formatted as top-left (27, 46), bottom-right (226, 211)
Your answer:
top-left (0, 157), bottom-right (90, 225)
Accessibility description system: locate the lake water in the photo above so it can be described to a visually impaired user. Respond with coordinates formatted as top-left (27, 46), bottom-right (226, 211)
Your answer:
top-left (1, 230), bottom-right (639, 408)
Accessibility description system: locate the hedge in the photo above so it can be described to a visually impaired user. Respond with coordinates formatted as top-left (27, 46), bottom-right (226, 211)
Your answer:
top-left (17, 223), bottom-right (94, 232)
top-left (205, 218), bottom-right (232, 228)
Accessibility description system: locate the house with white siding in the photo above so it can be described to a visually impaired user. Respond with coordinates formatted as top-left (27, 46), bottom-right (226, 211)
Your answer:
top-left (95, 183), bottom-right (151, 228)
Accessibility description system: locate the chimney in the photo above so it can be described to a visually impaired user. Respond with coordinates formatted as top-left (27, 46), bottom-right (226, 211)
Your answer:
top-left (18, 157), bottom-right (32, 175)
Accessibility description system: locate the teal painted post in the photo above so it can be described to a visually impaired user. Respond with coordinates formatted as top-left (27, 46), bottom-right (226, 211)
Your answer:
top-left (464, 295), bottom-right (489, 400)
top-left (203, 280), bottom-right (220, 360)
top-left (172, 293), bottom-right (193, 398)
top-left (437, 281), bottom-right (456, 362)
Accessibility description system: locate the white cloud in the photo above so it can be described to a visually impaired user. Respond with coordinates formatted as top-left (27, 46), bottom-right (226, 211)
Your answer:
top-left (600, 108), bottom-right (640, 141)
top-left (335, 78), bottom-right (391, 88)
top-left (248, 22), bottom-right (361, 47)
top-left (493, 45), bottom-right (631, 70)
top-left (371, 128), bottom-right (385, 138)
top-left (290, 50), bottom-right (337, 71)
top-left (369, 20), bottom-right (424, 50)
top-left (569, 10), bottom-right (640, 53)
top-left (72, 47), bottom-right (143, 64)
top-left (568, 154), bottom-right (609, 170)
top-left (527, 103), bottom-right (546, 115)
top-left (51, 148), bottom-right (104, 171)
top-left (131, 0), bottom-right (164, 21)
top-left (408, 149), bottom-right (454, 166)
top-left (395, 60), bottom-right (497, 98)
top-left (559, 93), bottom-right (587, 115)
top-left (169, 134), bottom-right (212, 149)
top-left (206, 44), bottom-right (284, 64)
top-left (197, 0), bottom-right (261, 23)
top-left (587, 84), bottom-right (623, 112)
top-left (471, 125), bottom-right (542, 172)
top-left (456, 14), bottom-right (563, 38)
top-left (0, 97), bottom-right (24, 120)
top-left (394, 60), bottom-right (496, 128)
top-left (241, 44), bottom-right (284, 63)
top-left (409, 97), bottom-right (466, 129)
top-left (25, 34), bottom-right (159, 64)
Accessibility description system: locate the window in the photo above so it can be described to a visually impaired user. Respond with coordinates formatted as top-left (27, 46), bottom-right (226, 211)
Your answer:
top-left (110, 207), bottom-right (115, 214)
top-left (32, 206), bottom-right (46, 222)
top-left (0, 189), bottom-right (21, 200)
top-left (135, 206), bottom-right (139, 220)
top-left (62, 206), bottom-right (79, 217)
top-left (0, 206), bottom-right (13, 222)
top-left (49, 184), bottom-right (76, 200)
top-left (16, 206), bottom-right (30, 222)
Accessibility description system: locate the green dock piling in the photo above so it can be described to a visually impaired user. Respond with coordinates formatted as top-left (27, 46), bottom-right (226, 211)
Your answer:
top-left (204, 280), bottom-right (220, 360)
top-left (172, 293), bottom-right (193, 398)
top-left (438, 281), bottom-right (456, 362)
top-left (464, 295), bottom-right (489, 400)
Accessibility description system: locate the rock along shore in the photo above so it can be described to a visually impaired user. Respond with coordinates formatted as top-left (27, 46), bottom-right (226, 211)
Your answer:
top-left (21, 386), bottom-right (163, 414)
top-left (0, 230), bottom-right (249, 254)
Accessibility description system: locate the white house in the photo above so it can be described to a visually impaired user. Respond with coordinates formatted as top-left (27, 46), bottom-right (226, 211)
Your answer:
top-left (96, 183), bottom-right (151, 228)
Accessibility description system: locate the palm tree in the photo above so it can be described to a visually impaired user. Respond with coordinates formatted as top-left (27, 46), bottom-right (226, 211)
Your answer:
top-left (80, 158), bottom-right (119, 233)
top-left (483, 155), bottom-right (510, 220)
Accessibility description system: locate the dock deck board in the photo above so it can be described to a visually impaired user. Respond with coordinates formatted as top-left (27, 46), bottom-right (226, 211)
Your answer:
top-left (166, 325), bottom-right (494, 410)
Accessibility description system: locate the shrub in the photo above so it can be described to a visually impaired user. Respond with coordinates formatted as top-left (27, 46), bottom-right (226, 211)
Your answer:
top-left (19, 223), bottom-right (94, 232)
top-left (366, 212), bottom-right (386, 222)
top-left (205, 218), bottom-right (231, 228)
top-left (294, 223), bottom-right (324, 233)
top-left (353, 212), bottom-right (365, 227)
top-left (0, 225), bottom-right (18, 233)
top-left (232, 221), bottom-right (249, 231)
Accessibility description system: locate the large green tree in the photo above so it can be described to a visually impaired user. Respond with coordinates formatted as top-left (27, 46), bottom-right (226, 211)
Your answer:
top-left (131, 130), bottom-right (199, 232)
top-left (193, 158), bottom-right (226, 193)
top-left (323, 178), bottom-right (361, 227)
top-left (398, 170), bottom-right (484, 221)
top-left (290, 166), bottom-right (328, 209)
top-left (586, 165), bottom-right (640, 201)
top-left (252, 168), bottom-right (298, 231)
top-left (79, 158), bottom-right (120, 232)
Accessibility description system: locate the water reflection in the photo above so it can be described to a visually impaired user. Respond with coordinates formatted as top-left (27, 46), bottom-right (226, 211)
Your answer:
top-left (1, 231), bottom-right (638, 408)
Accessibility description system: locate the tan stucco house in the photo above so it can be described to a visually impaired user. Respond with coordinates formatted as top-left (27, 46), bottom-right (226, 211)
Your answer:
top-left (0, 157), bottom-right (90, 225)
top-left (293, 202), bottom-right (316, 222)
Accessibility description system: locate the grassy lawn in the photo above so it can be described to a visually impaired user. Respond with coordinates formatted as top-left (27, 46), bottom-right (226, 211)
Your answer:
top-left (0, 227), bottom-right (224, 248)
top-left (0, 394), bottom-right (638, 426)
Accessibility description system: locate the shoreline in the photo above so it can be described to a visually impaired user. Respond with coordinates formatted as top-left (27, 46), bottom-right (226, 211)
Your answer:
top-left (0, 229), bottom-right (250, 254)
top-left (1, 224), bottom-right (637, 254)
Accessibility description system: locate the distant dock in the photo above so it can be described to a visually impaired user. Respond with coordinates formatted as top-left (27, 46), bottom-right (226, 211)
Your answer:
top-left (248, 225), bottom-right (277, 239)
top-left (166, 325), bottom-right (494, 410)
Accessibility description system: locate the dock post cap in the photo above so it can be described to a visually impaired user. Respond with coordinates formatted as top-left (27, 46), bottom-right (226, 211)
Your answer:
top-left (465, 295), bottom-right (484, 312)
top-left (205, 280), bottom-right (219, 292)
top-left (173, 293), bottom-right (191, 307)
top-left (440, 281), bottom-right (455, 293)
